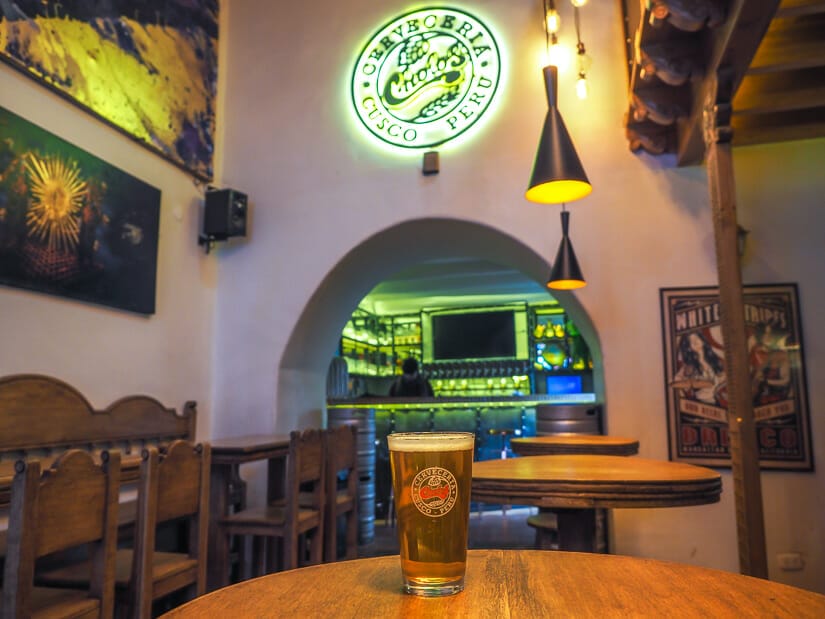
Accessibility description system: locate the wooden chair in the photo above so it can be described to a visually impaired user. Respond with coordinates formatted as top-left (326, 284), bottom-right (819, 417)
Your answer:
top-left (38, 441), bottom-right (211, 618)
top-left (1, 449), bottom-right (121, 619)
top-left (323, 425), bottom-right (359, 562)
top-left (220, 429), bottom-right (325, 574)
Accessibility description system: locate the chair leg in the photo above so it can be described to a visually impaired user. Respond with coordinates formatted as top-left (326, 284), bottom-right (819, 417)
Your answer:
top-left (236, 534), bottom-right (248, 581)
top-left (298, 533), bottom-right (308, 566)
top-left (264, 536), bottom-right (280, 573)
top-left (345, 510), bottom-right (358, 559)
top-left (283, 533), bottom-right (298, 571)
top-left (324, 514), bottom-right (338, 563)
top-left (307, 529), bottom-right (323, 566)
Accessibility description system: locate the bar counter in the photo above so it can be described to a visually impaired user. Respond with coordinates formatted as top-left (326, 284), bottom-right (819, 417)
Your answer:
top-left (327, 395), bottom-right (600, 518)
top-left (328, 393), bottom-right (597, 409)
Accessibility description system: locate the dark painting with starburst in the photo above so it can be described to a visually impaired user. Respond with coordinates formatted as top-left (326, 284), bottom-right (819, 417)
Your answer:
top-left (0, 106), bottom-right (160, 314)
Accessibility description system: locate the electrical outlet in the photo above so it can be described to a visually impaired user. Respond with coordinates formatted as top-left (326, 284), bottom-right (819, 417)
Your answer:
top-left (777, 552), bottom-right (804, 571)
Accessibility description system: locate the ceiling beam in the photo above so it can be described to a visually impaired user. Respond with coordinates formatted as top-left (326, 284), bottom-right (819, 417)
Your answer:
top-left (677, 0), bottom-right (782, 165)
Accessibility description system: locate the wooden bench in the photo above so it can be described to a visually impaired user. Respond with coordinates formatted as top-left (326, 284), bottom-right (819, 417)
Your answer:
top-left (0, 373), bottom-right (196, 556)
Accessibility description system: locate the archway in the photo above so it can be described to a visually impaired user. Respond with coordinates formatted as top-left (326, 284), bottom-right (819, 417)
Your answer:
top-left (277, 217), bottom-right (604, 432)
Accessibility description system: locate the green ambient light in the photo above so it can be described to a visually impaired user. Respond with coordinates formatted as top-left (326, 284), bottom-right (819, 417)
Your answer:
top-left (351, 7), bottom-right (502, 150)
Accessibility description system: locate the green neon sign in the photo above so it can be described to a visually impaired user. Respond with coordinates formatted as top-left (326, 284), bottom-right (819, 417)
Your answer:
top-left (351, 7), bottom-right (501, 149)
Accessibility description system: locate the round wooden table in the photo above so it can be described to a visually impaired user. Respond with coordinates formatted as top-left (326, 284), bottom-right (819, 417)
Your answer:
top-left (161, 550), bottom-right (825, 618)
top-left (472, 455), bottom-right (722, 552)
top-left (509, 435), bottom-right (640, 457)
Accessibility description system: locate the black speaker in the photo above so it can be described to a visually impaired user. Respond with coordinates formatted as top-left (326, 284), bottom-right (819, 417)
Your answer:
top-left (203, 188), bottom-right (247, 239)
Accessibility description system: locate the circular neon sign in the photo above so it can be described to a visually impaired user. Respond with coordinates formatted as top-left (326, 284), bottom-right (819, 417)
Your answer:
top-left (351, 7), bottom-right (501, 149)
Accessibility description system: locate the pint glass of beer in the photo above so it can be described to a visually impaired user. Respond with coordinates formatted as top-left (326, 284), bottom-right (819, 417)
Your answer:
top-left (387, 432), bottom-right (474, 596)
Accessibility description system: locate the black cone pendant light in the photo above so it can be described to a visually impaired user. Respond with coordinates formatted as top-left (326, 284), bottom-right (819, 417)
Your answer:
top-left (525, 65), bottom-right (592, 205)
top-left (547, 208), bottom-right (586, 290)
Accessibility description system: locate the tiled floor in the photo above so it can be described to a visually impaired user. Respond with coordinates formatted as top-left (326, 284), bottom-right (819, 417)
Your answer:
top-left (358, 506), bottom-right (540, 558)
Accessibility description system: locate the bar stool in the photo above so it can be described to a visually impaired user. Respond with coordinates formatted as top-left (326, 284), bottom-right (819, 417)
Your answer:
top-left (486, 428), bottom-right (516, 516)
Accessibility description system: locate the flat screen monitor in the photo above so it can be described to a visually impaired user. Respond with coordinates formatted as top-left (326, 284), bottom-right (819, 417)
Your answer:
top-left (430, 310), bottom-right (517, 360)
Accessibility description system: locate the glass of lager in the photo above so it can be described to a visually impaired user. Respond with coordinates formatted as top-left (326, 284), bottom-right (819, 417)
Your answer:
top-left (387, 432), bottom-right (474, 596)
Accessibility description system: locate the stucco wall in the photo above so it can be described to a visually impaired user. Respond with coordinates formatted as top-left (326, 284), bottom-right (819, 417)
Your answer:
top-left (0, 61), bottom-right (216, 438)
top-left (0, 0), bottom-right (821, 595)
top-left (213, 0), bottom-right (823, 592)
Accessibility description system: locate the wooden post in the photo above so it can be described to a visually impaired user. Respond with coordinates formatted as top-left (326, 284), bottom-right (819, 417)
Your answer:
top-left (703, 68), bottom-right (767, 578)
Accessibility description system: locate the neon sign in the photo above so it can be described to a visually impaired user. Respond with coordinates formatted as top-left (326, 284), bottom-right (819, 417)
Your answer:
top-left (351, 7), bottom-right (501, 149)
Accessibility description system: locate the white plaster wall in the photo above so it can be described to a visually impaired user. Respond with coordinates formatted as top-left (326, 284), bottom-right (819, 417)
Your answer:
top-left (0, 0), bottom-right (818, 596)
top-left (0, 61), bottom-right (216, 439)
top-left (214, 0), bottom-right (824, 593)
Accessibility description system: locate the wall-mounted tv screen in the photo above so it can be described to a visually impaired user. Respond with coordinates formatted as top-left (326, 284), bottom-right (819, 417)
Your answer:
top-left (426, 308), bottom-right (527, 361)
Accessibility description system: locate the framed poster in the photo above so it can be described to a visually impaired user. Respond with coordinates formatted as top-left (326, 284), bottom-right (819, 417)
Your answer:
top-left (0, 1), bottom-right (217, 180)
top-left (660, 284), bottom-right (813, 471)
top-left (0, 106), bottom-right (160, 314)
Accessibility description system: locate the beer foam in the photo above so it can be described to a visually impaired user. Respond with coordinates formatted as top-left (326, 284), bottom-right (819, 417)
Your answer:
top-left (387, 432), bottom-right (474, 452)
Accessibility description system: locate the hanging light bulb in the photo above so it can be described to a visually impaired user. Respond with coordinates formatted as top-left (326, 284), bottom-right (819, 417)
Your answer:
top-left (576, 74), bottom-right (588, 99)
top-left (575, 42), bottom-right (591, 99)
top-left (546, 7), bottom-right (560, 34)
top-left (570, 0), bottom-right (588, 7)
top-left (573, 4), bottom-right (592, 100)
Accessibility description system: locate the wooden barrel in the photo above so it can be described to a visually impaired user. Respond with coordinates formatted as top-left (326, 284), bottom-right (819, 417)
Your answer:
top-left (328, 408), bottom-right (376, 544)
top-left (535, 404), bottom-right (602, 436)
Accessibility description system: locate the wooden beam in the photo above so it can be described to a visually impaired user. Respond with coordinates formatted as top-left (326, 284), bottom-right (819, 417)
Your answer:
top-left (733, 116), bottom-right (825, 146)
top-left (703, 68), bottom-right (768, 579)
top-left (677, 0), bottom-right (782, 165)
top-left (734, 68), bottom-right (825, 114)
top-left (776, 0), bottom-right (825, 19)
top-left (749, 16), bottom-right (825, 74)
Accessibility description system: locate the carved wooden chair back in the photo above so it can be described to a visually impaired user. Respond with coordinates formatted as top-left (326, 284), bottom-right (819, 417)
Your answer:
top-left (323, 424), bottom-right (359, 562)
top-left (1, 449), bottom-right (120, 619)
top-left (34, 441), bottom-right (209, 618)
top-left (220, 428), bottom-right (325, 574)
top-left (128, 440), bottom-right (210, 618)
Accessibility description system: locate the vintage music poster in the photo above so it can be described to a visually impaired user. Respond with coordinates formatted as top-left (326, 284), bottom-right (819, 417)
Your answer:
top-left (660, 284), bottom-right (813, 471)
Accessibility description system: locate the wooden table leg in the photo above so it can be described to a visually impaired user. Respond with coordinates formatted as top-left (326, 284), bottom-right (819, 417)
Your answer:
top-left (266, 456), bottom-right (286, 503)
top-left (208, 463), bottom-right (232, 591)
top-left (555, 509), bottom-right (597, 552)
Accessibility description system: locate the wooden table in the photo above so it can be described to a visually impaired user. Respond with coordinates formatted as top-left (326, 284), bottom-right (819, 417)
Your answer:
top-left (207, 433), bottom-right (290, 591)
top-left (472, 455), bottom-right (722, 552)
top-left (161, 549), bottom-right (825, 618)
top-left (507, 437), bottom-right (639, 549)
top-left (510, 435), bottom-right (640, 457)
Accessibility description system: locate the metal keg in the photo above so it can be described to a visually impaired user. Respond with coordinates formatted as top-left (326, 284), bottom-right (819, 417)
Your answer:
top-left (535, 404), bottom-right (603, 435)
top-left (328, 407), bottom-right (376, 544)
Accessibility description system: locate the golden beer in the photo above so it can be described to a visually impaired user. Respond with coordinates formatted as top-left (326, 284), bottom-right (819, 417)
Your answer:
top-left (387, 432), bottom-right (474, 596)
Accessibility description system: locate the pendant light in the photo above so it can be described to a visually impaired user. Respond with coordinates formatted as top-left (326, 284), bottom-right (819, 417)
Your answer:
top-left (547, 206), bottom-right (586, 289)
top-left (525, 65), bottom-right (592, 204)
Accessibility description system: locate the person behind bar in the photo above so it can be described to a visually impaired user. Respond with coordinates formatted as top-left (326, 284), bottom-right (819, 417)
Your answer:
top-left (389, 357), bottom-right (434, 397)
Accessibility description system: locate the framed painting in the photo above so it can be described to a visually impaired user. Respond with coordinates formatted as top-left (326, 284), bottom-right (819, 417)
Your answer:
top-left (0, 105), bottom-right (160, 314)
top-left (0, 1), bottom-right (218, 180)
top-left (660, 284), bottom-right (813, 471)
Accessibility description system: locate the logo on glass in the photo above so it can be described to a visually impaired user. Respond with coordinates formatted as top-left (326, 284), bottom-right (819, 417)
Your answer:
top-left (352, 7), bottom-right (501, 149)
top-left (411, 466), bottom-right (458, 517)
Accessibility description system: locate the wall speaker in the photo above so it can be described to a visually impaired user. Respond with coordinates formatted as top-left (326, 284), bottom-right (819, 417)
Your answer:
top-left (203, 188), bottom-right (247, 240)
